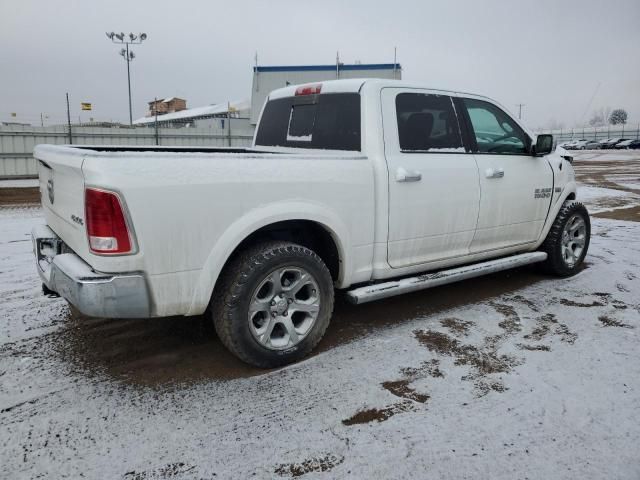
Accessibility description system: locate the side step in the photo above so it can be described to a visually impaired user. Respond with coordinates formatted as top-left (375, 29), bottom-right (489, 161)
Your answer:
top-left (345, 252), bottom-right (548, 305)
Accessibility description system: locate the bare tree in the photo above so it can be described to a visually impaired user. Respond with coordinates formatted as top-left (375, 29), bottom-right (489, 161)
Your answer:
top-left (609, 109), bottom-right (628, 125)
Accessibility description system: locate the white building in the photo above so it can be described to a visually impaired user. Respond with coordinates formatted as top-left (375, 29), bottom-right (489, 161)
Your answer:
top-left (250, 63), bottom-right (402, 124)
top-left (133, 62), bottom-right (402, 129)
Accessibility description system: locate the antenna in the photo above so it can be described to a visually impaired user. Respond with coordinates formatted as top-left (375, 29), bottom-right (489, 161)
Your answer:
top-left (516, 103), bottom-right (525, 120)
top-left (336, 51), bottom-right (340, 79)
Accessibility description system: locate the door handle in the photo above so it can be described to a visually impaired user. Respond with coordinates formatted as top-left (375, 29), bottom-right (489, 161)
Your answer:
top-left (485, 167), bottom-right (504, 179)
top-left (396, 167), bottom-right (422, 182)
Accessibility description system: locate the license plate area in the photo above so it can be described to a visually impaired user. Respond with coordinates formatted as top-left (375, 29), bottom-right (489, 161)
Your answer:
top-left (36, 237), bottom-right (63, 271)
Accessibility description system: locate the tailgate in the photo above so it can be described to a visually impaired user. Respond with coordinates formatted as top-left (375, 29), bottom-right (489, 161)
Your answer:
top-left (34, 145), bottom-right (88, 257)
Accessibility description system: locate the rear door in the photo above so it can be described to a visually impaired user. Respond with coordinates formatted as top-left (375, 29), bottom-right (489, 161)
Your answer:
top-left (382, 88), bottom-right (480, 268)
top-left (455, 97), bottom-right (553, 252)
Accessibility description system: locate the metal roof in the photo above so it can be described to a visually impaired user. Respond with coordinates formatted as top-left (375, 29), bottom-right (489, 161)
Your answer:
top-left (253, 63), bottom-right (401, 73)
top-left (133, 99), bottom-right (250, 125)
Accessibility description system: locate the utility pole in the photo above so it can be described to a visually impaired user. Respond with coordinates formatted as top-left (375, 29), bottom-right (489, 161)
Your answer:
top-left (227, 102), bottom-right (232, 147)
top-left (516, 103), bottom-right (525, 120)
top-left (154, 97), bottom-right (159, 146)
top-left (336, 51), bottom-right (340, 79)
top-left (106, 31), bottom-right (148, 125)
top-left (66, 93), bottom-right (73, 144)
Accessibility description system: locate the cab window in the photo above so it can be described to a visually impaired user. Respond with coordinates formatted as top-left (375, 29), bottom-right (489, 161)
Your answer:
top-left (462, 98), bottom-right (529, 154)
top-left (396, 93), bottom-right (463, 152)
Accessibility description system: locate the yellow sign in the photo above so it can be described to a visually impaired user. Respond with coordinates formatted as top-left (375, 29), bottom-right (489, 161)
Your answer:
top-left (81, 103), bottom-right (92, 111)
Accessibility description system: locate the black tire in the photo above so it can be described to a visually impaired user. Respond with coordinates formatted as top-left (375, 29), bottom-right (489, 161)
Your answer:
top-left (539, 200), bottom-right (590, 277)
top-left (211, 241), bottom-right (334, 368)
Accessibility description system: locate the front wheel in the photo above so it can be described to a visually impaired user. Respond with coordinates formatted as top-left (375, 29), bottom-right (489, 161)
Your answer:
top-left (211, 241), bottom-right (334, 368)
top-left (539, 201), bottom-right (590, 276)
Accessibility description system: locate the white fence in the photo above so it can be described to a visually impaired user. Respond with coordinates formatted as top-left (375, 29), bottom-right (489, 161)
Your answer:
top-left (0, 120), bottom-right (255, 178)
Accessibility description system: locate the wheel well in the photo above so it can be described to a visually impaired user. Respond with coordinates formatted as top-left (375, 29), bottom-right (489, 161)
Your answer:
top-left (566, 192), bottom-right (576, 200)
top-left (223, 220), bottom-right (341, 282)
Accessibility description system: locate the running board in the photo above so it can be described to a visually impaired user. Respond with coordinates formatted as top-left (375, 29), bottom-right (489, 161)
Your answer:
top-left (346, 252), bottom-right (548, 305)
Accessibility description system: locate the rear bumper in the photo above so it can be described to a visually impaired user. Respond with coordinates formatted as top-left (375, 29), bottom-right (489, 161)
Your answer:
top-left (31, 225), bottom-right (151, 318)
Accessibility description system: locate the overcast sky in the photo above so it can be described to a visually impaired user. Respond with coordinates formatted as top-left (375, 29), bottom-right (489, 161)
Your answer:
top-left (1, 0), bottom-right (639, 129)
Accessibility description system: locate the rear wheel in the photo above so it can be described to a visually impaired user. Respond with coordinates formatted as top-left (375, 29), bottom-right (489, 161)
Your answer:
top-left (539, 201), bottom-right (590, 276)
top-left (211, 241), bottom-right (334, 368)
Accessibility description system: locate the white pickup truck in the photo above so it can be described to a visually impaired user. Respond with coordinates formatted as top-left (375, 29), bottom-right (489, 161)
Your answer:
top-left (32, 79), bottom-right (590, 367)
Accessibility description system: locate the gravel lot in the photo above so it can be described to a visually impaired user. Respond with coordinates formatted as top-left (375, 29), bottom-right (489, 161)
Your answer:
top-left (1, 151), bottom-right (639, 479)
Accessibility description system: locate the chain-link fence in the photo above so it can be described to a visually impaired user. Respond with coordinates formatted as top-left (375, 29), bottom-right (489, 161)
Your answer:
top-left (534, 124), bottom-right (640, 144)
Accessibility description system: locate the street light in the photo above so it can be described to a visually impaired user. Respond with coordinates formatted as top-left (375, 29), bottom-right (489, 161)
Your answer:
top-left (106, 31), bottom-right (147, 125)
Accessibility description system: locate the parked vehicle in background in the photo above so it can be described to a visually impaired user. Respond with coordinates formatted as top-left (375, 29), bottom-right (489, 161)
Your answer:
top-left (31, 79), bottom-right (589, 367)
top-left (583, 140), bottom-right (601, 150)
top-left (614, 139), bottom-right (632, 149)
top-left (612, 139), bottom-right (631, 149)
top-left (562, 139), bottom-right (581, 150)
top-left (598, 138), bottom-right (613, 148)
top-left (572, 139), bottom-right (594, 150)
top-left (627, 140), bottom-right (640, 149)
top-left (601, 138), bottom-right (623, 149)
top-left (564, 139), bottom-right (594, 150)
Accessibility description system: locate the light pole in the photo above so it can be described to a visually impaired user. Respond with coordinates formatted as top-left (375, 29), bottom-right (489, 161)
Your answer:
top-left (106, 31), bottom-right (147, 125)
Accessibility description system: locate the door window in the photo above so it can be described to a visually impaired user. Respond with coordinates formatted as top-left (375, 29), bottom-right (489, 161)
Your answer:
top-left (462, 98), bottom-right (529, 154)
top-left (396, 93), bottom-right (463, 152)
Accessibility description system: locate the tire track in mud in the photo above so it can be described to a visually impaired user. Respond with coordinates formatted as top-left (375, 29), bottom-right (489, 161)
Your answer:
top-left (274, 453), bottom-right (344, 477)
top-left (341, 294), bottom-right (607, 426)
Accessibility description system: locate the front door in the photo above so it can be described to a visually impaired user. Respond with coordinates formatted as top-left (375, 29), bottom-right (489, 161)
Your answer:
top-left (382, 89), bottom-right (480, 268)
top-left (455, 97), bottom-right (554, 252)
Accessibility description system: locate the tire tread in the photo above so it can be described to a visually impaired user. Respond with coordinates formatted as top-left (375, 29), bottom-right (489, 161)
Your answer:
top-left (211, 241), bottom-right (334, 368)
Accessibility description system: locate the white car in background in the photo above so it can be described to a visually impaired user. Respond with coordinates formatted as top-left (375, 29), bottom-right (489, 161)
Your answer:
top-left (572, 139), bottom-right (590, 150)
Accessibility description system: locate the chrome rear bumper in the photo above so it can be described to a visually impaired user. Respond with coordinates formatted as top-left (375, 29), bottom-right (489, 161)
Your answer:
top-left (31, 225), bottom-right (151, 318)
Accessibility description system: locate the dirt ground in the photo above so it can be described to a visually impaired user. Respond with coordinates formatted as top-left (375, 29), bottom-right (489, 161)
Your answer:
top-left (1, 150), bottom-right (639, 479)
top-left (0, 187), bottom-right (40, 205)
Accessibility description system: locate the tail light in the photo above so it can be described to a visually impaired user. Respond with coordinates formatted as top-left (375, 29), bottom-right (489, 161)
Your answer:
top-left (295, 83), bottom-right (322, 96)
top-left (85, 188), bottom-right (134, 254)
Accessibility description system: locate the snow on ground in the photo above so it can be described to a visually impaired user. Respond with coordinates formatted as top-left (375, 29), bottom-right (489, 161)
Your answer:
top-left (577, 186), bottom-right (639, 214)
top-left (1, 182), bottom-right (640, 478)
top-left (569, 150), bottom-right (639, 162)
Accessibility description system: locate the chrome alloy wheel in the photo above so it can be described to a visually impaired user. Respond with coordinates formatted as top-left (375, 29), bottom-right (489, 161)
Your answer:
top-left (248, 266), bottom-right (321, 350)
top-left (561, 214), bottom-right (587, 267)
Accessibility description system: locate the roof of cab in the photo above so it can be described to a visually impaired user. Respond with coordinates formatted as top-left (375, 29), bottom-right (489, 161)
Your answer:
top-left (266, 78), bottom-right (532, 138)
top-left (267, 78), bottom-right (489, 101)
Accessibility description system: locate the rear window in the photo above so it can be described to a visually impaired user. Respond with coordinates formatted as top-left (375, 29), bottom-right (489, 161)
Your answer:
top-left (255, 93), bottom-right (361, 151)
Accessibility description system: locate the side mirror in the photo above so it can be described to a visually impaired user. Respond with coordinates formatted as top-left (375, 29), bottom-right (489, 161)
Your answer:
top-left (533, 134), bottom-right (554, 156)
